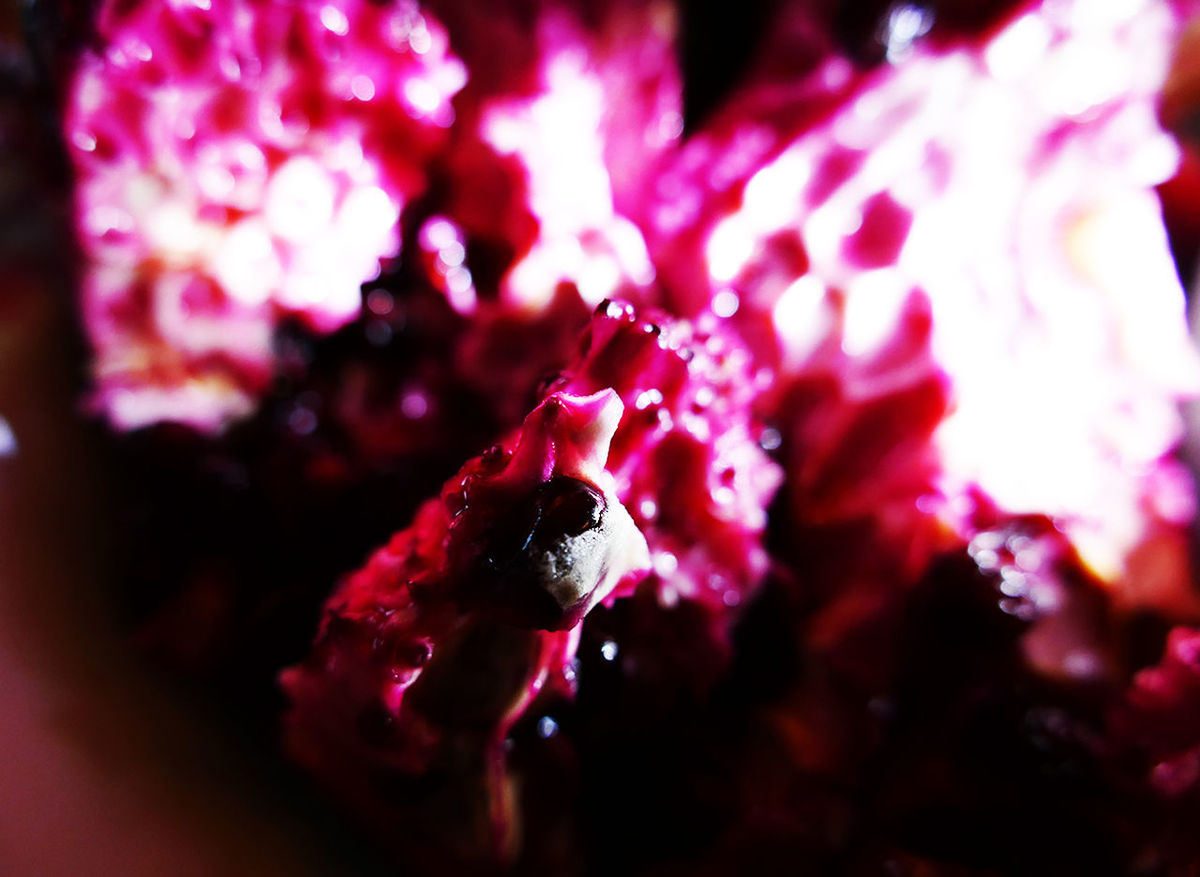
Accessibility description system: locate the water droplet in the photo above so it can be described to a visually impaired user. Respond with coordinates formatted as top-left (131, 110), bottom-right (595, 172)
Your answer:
top-left (404, 79), bottom-right (441, 116)
top-left (72, 131), bottom-right (97, 152)
top-left (657, 111), bottom-right (684, 142)
top-left (366, 289), bottom-right (393, 316)
top-left (480, 445), bottom-right (508, 471)
top-left (600, 640), bottom-right (619, 662)
top-left (0, 416), bottom-right (16, 458)
top-left (652, 551), bottom-right (678, 578)
top-left (1063, 651), bottom-right (1102, 679)
top-left (998, 570), bottom-right (1028, 598)
top-left (350, 75), bottom-right (376, 101)
top-left (401, 391), bottom-right (428, 419)
top-left (409, 25), bottom-right (432, 55)
top-left (712, 289), bottom-right (740, 318)
top-left (320, 5), bottom-right (350, 35)
top-left (536, 716), bottom-right (559, 739)
top-left (288, 406), bottom-right (318, 435)
top-left (973, 548), bottom-right (999, 570)
top-left (437, 241), bottom-right (466, 268)
top-left (366, 320), bottom-right (393, 346)
top-left (635, 388), bottom-right (663, 411)
top-left (1152, 755), bottom-right (1200, 796)
top-left (880, 4), bottom-right (933, 63)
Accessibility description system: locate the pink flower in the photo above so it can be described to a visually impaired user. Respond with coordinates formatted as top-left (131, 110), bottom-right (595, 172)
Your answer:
top-left (648, 0), bottom-right (1200, 611)
top-left (66, 0), bottom-right (465, 432)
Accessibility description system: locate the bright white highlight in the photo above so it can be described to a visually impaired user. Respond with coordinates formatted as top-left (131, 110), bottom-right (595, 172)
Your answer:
top-left (481, 42), bottom-right (657, 307)
top-left (265, 157), bottom-right (337, 244)
top-left (841, 270), bottom-right (909, 358)
top-left (985, 15), bottom-right (1052, 80)
top-left (709, 0), bottom-right (1197, 585)
top-left (214, 219), bottom-right (280, 306)
top-left (773, 275), bottom-right (831, 368)
top-left (319, 5), bottom-right (349, 36)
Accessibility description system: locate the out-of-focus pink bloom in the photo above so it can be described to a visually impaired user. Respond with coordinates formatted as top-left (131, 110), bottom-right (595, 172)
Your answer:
top-left (650, 0), bottom-right (1200, 611)
top-left (1113, 626), bottom-right (1200, 795)
top-left (414, 0), bottom-right (685, 453)
top-left (426, 0), bottom-right (681, 313)
top-left (66, 0), bottom-right (465, 432)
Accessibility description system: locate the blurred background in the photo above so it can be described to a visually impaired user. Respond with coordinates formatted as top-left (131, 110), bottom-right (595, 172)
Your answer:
top-left (3, 0), bottom-right (1200, 874)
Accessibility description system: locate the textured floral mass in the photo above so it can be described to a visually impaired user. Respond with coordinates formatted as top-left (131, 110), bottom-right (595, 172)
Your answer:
top-left (59, 0), bottom-right (1200, 872)
top-left (66, 0), bottom-right (465, 431)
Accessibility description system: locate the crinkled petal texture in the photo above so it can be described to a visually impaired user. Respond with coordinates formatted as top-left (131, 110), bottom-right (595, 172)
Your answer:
top-left (648, 0), bottom-right (1200, 616)
top-left (66, 0), bottom-right (465, 432)
top-left (553, 300), bottom-right (782, 626)
top-left (282, 300), bottom-right (780, 863)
